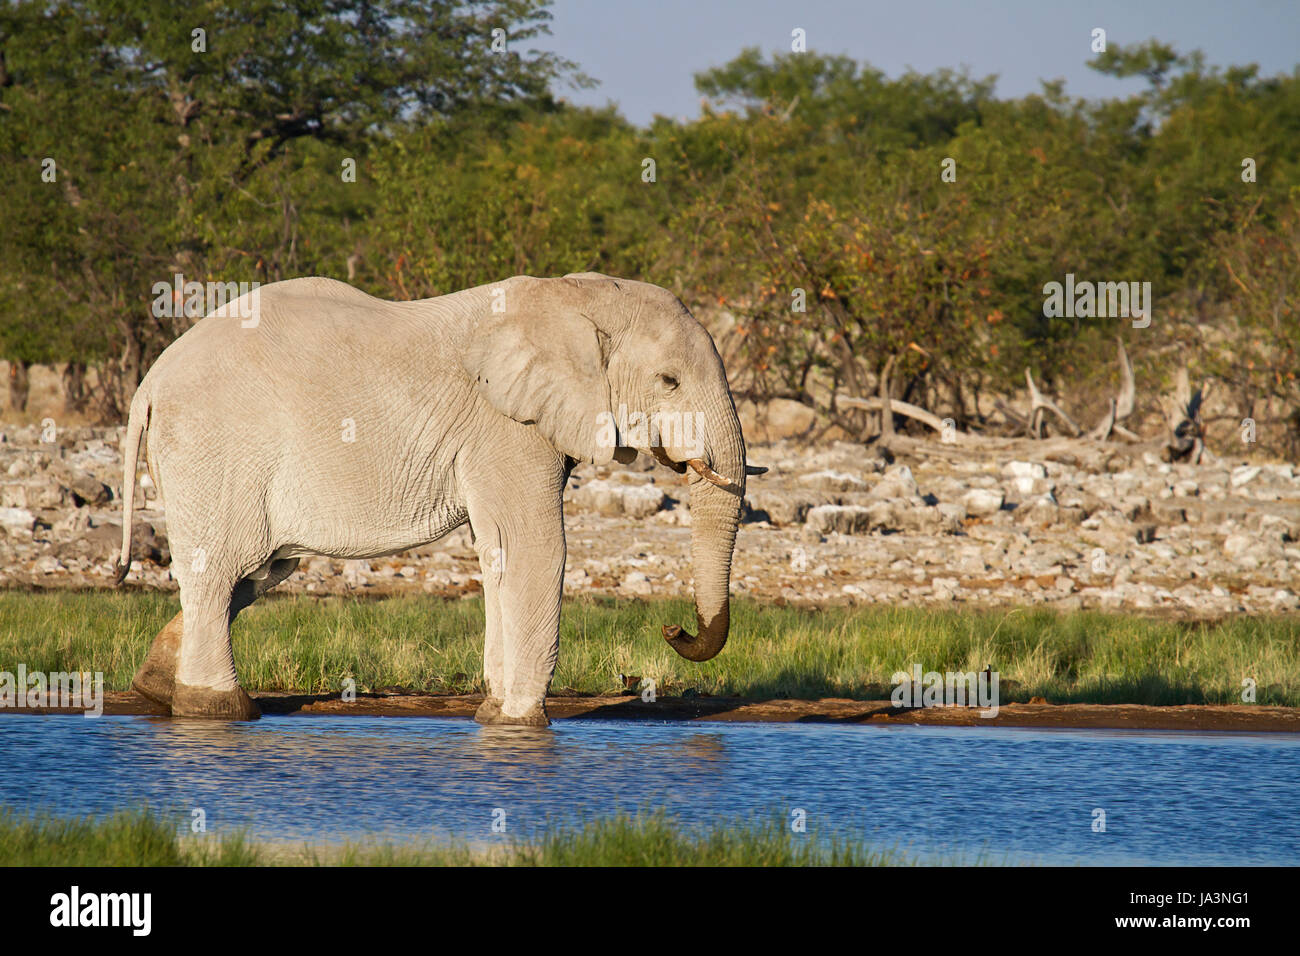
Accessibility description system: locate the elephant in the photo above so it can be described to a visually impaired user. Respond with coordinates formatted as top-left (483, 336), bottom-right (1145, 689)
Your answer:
top-left (115, 272), bottom-right (764, 726)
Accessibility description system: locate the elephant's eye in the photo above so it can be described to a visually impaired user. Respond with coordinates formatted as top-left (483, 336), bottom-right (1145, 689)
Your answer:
top-left (660, 373), bottom-right (679, 389)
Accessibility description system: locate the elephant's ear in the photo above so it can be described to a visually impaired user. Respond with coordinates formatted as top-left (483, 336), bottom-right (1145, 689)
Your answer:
top-left (463, 277), bottom-right (617, 465)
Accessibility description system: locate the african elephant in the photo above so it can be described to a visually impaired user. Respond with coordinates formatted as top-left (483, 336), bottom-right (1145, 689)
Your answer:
top-left (116, 273), bottom-right (762, 726)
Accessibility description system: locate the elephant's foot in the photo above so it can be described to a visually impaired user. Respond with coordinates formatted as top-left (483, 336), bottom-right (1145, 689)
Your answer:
top-left (474, 697), bottom-right (504, 724)
top-left (476, 697), bottom-right (549, 727)
top-left (172, 682), bottom-right (261, 721)
top-left (131, 611), bottom-right (183, 710)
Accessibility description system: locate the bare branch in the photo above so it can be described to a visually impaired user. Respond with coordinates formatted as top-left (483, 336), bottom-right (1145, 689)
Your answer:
top-left (1025, 368), bottom-right (1082, 437)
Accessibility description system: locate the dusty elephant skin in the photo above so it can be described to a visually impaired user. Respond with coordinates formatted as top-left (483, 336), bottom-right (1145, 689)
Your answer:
top-left (114, 274), bottom-right (755, 725)
top-left (129, 610), bottom-right (181, 707)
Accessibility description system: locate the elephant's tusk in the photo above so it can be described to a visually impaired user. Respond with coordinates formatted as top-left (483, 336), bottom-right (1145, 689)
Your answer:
top-left (745, 464), bottom-right (768, 476)
top-left (685, 458), bottom-right (735, 487)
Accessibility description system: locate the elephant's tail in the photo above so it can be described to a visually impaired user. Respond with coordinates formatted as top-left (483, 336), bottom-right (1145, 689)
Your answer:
top-left (114, 390), bottom-right (150, 587)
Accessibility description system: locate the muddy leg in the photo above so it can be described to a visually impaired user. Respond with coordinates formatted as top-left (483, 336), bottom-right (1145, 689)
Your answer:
top-left (130, 558), bottom-right (298, 713)
top-left (131, 611), bottom-right (183, 708)
top-left (169, 581), bottom-right (260, 721)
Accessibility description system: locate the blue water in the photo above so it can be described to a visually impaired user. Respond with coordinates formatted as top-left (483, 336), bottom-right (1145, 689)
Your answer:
top-left (2, 715), bottom-right (1297, 865)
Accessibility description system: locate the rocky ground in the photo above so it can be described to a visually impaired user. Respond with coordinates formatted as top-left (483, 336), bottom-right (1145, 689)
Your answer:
top-left (2, 422), bottom-right (1297, 617)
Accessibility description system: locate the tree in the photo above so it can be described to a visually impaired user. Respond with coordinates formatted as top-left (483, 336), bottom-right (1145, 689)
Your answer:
top-left (0, 0), bottom-right (580, 417)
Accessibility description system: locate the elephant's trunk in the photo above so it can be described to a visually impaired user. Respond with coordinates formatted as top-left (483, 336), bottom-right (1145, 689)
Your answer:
top-left (662, 399), bottom-right (745, 663)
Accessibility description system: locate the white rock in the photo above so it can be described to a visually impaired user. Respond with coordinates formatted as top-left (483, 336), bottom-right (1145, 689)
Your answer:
top-left (868, 464), bottom-right (920, 500)
top-left (1223, 533), bottom-right (1284, 569)
top-left (0, 507), bottom-right (35, 532)
top-left (1003, 461), bottom-right (1047, 480)
top-left (341, 559), bottom-right (371, 586)
top-left (1230, 466), bottom-right (1261, 488)
top-left (930, 577), bottom-right (959, 601)
top-left (962, 488), bottom-right (1005, 516)
top-left (573, 479), bottom-right (667, 518)
top-left (806, 504), bottom-right (874, 535)
top-left (621, 571), bottom-right (652, 595)
top-left (798, 470), bottom-right (868, 492)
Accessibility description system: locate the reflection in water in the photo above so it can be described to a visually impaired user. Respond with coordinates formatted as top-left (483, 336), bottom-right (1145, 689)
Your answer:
top-left (2, 715), bottom-right (1298, 865)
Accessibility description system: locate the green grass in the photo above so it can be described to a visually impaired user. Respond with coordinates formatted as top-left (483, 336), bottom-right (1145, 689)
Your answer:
top-left (1, 590), bottom-right (1297, 706)
top-left (0, 806), bottom-right (922, 866)
top-left (0, 807), bottom-right (261, 866)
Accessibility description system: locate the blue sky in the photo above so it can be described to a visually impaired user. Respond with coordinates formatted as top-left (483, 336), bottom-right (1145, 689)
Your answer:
top-left (532, 0), bottom-right (1300, 125)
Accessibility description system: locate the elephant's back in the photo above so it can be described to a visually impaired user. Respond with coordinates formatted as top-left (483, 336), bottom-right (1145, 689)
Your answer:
top-left (141, 277), bottom-right (418, 396)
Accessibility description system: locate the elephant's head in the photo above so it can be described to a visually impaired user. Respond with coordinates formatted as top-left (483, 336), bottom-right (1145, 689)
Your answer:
top-left (464, 272), bottom-right (763, 663)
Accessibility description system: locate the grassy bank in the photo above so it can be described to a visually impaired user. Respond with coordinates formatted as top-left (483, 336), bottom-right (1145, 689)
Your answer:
top-left (0, 807), bottom-right (912, 866)
top-left (1, 591), bottom-right (1297, 706)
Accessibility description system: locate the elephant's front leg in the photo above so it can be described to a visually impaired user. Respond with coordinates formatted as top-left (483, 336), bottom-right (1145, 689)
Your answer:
top-left (474, 549), bottom-right (507, 724)
top-left (466, 481), bottom-right (565, 728)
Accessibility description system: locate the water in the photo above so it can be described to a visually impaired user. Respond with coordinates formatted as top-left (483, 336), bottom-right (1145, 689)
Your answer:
top-left (2, 715), bottom-right (1297, 865)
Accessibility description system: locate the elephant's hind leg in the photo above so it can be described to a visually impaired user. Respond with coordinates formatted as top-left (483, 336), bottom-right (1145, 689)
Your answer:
top-left (131, 611), bottom-right (183, 709)
top-left (131, 558), bottom-right (299, 714)
top-left (170, 585), bottom-right (261, 720)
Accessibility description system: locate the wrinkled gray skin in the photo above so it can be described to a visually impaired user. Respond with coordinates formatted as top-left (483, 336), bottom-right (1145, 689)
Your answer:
top-left (118, 273), bottom-right (752, 725)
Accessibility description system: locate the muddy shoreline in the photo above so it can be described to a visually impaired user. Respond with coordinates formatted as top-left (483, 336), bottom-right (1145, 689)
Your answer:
top-left (7, 690), bottom-right (1300, 733)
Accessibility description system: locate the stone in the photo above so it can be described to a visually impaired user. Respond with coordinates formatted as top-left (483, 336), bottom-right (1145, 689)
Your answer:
top-left (49, 462), bottom-right (112, 506)
top-left (573, 479), bottom-right (667, 518)
top-left (806, 505), bottom-right (874, 535)
top-left (1230, 465), bottom-right (1261, 488)
top-left (1003, 461), bottom-right (1048, 480)
top-left (868, 464), bottom-right (920, 501)
top-left (1, 481), bottom-right (67, 509)
top-left (936, 502), bottom-right (967, 531)
top-left (798, 470), bottom-right (868, 492)
top-left (1009, 475), bottom-right (1053, 497)
top-left (931, 577), bottom-right (959, 601)
top-left (621, 570), bottom-right (653, 596)
top-left (1252, 512), bottom-right (1299, 541)
top-left (962, 488), bottom-right (1005, 516)
top-left (342, 559), bottom-right (371, 587)
top-left (1223, 533), bottom-right (1284, 569)
top-left (744, 491), bottom-right (819, 526)
top-left (0, 507), bottom-right (36, 534)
